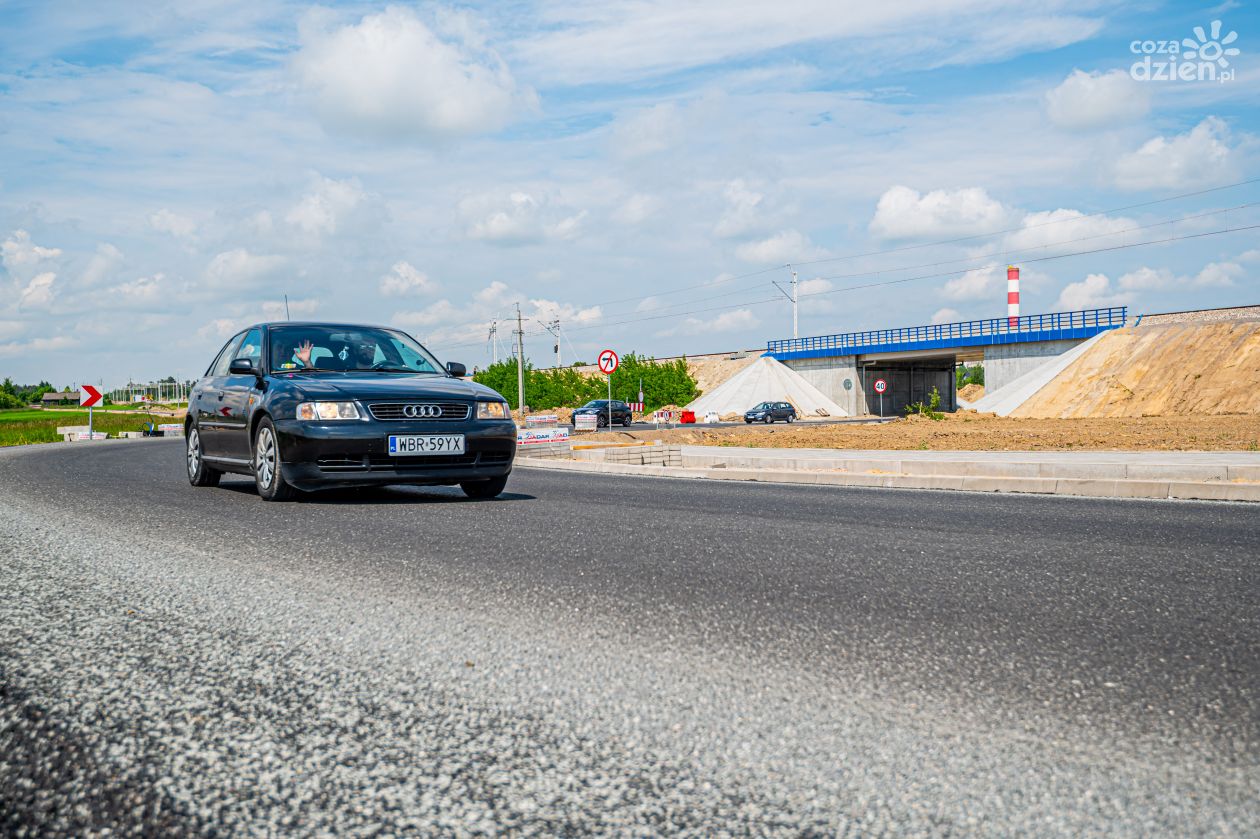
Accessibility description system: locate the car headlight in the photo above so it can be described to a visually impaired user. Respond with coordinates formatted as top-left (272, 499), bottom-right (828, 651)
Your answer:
top-left (476, 401), bottom-right (510, 419)
top-left (296, 401), bottom-right (361, 420)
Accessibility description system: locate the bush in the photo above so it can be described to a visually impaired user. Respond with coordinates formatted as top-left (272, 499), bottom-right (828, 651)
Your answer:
top-left (956, 364), bottom-right (985, 389)
top-left (0, 392), bottom-right (24, 410)
top-left (904, 386), bottom-right (944, 421)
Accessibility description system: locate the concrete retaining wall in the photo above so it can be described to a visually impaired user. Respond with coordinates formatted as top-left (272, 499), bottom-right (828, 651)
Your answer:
top-left (983, 339), bottom-right (1083, 393)
top-left (781, 356), bottom-right (864, 416)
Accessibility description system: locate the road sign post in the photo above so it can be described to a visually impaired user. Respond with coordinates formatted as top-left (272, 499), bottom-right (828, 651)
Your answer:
top-left (80, 385), bottom-right (102, 439)
top-left (597, 349), bottom-right (620, 428)
top-left (873, 378), bottom-right (887, 417)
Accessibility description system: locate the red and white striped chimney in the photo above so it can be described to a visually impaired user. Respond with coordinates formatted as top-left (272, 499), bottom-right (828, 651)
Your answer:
top-left (1007, 265), bottom-right (1020, 328)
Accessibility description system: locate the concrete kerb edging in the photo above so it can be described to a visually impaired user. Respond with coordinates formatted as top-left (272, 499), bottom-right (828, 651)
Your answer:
top-left (515, 457), bottom-right (1260, 502)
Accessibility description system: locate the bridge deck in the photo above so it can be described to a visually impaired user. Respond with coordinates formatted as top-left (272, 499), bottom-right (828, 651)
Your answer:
top-left (767, 307), bottom-right (1127, 360)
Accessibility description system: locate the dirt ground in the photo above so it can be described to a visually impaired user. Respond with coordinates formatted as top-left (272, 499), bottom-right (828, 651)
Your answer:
top-left (580, 411), bottom-right (1260, 451)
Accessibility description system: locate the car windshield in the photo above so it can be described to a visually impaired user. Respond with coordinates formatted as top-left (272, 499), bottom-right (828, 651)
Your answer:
top-left (753, 402), bottom-right (772, 410)
top-left (268, 325), bottom-right (445, 374)
top-left (581, 401), bottom-right (608, 409)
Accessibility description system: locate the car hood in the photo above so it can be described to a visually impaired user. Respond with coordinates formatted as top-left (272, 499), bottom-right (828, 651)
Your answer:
top-left (282, 373), bottom-right (504, 402)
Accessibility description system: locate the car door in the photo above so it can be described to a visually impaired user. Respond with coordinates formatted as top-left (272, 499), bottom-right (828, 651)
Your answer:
top-left (197, 332), bottom-right (244, 458)
top-left (219, 327), bottom-right (263, 460)
top-left (614, 401), bottom-right (630, 424)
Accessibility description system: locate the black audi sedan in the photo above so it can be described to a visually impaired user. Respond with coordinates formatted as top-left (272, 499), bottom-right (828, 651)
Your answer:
top-left (185, 322), bottom-right (516, 501)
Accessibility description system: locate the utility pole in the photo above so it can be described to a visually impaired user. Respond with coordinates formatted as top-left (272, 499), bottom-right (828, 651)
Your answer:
top-left (514, 303), bottom-right (525, 415)
top-left (790, 264), bottom-right (799, 339)
top-left (488, 321), bottom-right (499, 365)
top-left (284, 294), bottom-right (291, 320)
top-left (537, 319), bottom-right (562, 368)
top-left (772, 264), bottom-right (800, 339)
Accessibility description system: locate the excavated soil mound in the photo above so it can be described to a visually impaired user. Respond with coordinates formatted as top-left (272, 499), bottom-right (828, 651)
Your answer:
top-left (1013, 321), bottom-right (1260, 418)
top-left (958, 384), bottom-right (985, 402)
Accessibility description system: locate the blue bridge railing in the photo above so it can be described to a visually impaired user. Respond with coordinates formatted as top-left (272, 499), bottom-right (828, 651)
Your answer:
top-left (767, 307), bottom-right (1128, 359)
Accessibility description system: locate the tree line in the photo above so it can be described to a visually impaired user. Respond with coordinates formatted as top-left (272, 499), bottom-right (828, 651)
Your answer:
top-left (472, 353), bottom-right (699, 412)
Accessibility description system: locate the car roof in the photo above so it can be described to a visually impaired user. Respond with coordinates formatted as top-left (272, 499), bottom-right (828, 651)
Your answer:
top-left (251, 322), bottom-right (400, 332)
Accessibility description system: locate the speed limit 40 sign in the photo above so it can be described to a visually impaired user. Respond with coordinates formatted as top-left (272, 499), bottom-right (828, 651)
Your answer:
top-left (873, 378), bottom-right (888, 394)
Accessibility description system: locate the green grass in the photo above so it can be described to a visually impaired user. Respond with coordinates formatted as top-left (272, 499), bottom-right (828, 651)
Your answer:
top-left (0, 409), bottom-right (186, 447)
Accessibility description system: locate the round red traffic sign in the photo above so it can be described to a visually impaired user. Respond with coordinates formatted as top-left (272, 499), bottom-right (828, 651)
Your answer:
top-left (597, 349), bottom-right (620, 375)
top-left (873, 378), bottom-right (888, 394)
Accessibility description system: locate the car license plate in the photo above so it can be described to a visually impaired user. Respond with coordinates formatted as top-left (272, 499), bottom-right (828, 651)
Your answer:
top-left (388, 434), bottom-right (465, 456)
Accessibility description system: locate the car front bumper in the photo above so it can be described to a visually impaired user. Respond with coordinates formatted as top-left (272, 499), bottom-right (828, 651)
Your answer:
top-left (273, 418), bottom-right (517, 490)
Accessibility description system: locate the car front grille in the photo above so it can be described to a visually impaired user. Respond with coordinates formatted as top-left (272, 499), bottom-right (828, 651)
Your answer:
top-left (315, 450), bottom-right (513, 472)
top-left (368, 402), bottom-right (470, 421)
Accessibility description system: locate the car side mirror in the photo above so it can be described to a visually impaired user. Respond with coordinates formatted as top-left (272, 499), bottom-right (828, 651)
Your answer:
top-left (446, 361), bottom-right (467, 377)
top-left (229, 358), bottom-right (263, 380)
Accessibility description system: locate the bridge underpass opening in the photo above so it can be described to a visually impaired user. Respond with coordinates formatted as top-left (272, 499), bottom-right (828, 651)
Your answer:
top-left (863, 359), bottom-right (956, 417)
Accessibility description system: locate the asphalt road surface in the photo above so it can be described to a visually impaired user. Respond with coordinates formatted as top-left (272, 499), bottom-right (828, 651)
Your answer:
top-left (2, 439), bottom-right (1257, 837)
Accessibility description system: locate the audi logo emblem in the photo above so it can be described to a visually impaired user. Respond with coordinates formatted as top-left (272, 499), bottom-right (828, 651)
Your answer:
top-left (402, 404), bottom-right (443, 418)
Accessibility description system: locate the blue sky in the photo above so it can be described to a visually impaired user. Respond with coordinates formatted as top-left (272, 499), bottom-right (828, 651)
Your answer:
top-left (1, 0), bottom-right (1258, 387)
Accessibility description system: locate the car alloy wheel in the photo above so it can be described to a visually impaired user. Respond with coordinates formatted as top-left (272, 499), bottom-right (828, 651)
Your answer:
top-left (256, 425), bottom-right (277, 488)
top-left (186, 425), bottom-right (221, 487)
top-left (187, 428), bottom-right (201, 478)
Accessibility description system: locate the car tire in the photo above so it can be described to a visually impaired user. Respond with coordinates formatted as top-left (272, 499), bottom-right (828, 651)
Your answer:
top-left (461, 474), bottom-right (509, 499)
top-left (744, 419), bottom-right (751, 424)
top-left (253, 417), bottom-right (297, 502)
top-left (186, 425), bottom-right (221, 488)
top-left (622, 415), bottom-right (633, 427)
top-left (764, 415), bottom-right (772, 424)
top-left (787, 415), bottom-right (794, 423)
top-left (597, 415), bottom-right (608, 428)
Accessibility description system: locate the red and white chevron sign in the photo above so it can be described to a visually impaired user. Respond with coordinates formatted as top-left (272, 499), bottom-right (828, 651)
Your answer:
top-left (79, 385), bottom-right (102, 408)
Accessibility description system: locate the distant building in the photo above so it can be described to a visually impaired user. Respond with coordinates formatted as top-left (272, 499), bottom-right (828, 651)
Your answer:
top-left (41, 391), bottom-right (79, 405)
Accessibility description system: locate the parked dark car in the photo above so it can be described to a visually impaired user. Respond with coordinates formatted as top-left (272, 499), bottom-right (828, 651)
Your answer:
top-left (572, 399), bottom-right (634, 428)
top-left (185, 322), bottom-right (516, 501)
top-left (744, 401), bottom-right (797, 424)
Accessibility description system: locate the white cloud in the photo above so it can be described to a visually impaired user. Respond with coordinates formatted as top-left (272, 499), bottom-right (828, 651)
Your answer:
top-left (517, 3), bottom-right (1102, 85)
top-left (931, 307), bottom-right (961, 324)
top-left (285, 176), bottom-right (367, 238)
top-left (197, 318), bottom-right (244, 340)
top-left (149, 208), bottom-right (196, 238)
top-left (613, 193), bottom-right (659, 225)
top-left (261, 298), bottom-right (319, 319)
top-left (713, 179), bottom-right (766, 238)
top-left (941, 264), bottom-right (1002, 301)
top-left (1117, 266), bottom-right (1173, 291)
top-left (797, 277), bottom-right (832, 295)
top-left (460, 191), bottom-right (585, 245)
top-left (636, 296), bottom-right (662, 312)
top-left (110, 273), bottom-right (164, 303)
top-left (1192, 261), bottom-right (1243, 287)
top-left (1001, 208), bottom-right (1134, 254)
top-left (1055, 273), bottom-right (1133, 310)
top-left (2, 230), bottom-right (61, 274)
top-left (658, 307), bottom-right (758, 337)
top-left (379, 261), bottom-right (437, 297)
top-left (18, 272), bottom-right (56, 309)
top-left (610, 103), bottom-right (681, 158)
top-left (870, 185), bottom-right (1010, 239)
top-left (735, 229), bottom-right (820, 264)
top-left (394, 300), bottom-right (459, 329)
top-left (1114, 117), bottom-right (1234, 190)
top-left (81, 243), bottom-right (124, 287)
top-left (0, 335), bottom-right (77, 358)
top-left (293, 6), bottom-right (533, 143)
top-left (1045, 69), bottom-right (1150, 130)
top-left (204, 249), bottom-right (285, 292)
